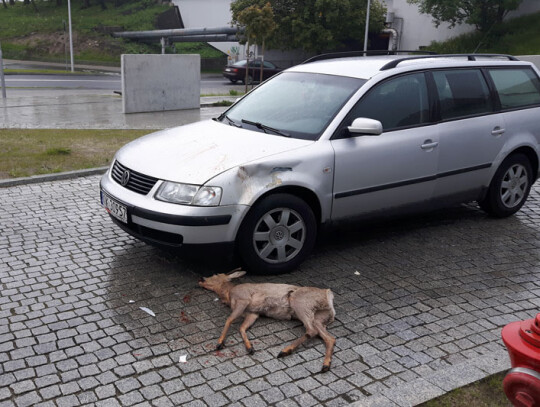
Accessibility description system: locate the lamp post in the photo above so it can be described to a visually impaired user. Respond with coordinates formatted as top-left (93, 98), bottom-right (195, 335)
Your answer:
top-left (67, 0), bottom-right (74, 72)
top-left (363, 0), bottom-right (371, 53)
top-left (0, 42), bottom-right (6, 99)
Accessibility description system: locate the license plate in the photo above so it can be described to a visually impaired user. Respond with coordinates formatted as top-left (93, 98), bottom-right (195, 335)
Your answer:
top-left (101, 191), bottom-right (128, 223)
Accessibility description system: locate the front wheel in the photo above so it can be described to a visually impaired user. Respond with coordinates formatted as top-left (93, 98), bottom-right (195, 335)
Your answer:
top-left (237, 194), bottom-right (317, 275)
top-left (479, 153), bottom-right (533, 217)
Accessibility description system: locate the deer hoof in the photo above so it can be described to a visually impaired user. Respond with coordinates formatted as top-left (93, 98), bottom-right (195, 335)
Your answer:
top-left (320, 364), bottom-right (331, 373)
top-left (216, 343), bottom-right (224, 351)
top-left (247, 347), bottom-right (255, 355)
top-left (277, 350), bottom-right (290, 358)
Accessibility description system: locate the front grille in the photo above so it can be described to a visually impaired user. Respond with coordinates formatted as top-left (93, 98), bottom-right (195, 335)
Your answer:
top-left (111, 160), bottom-right (158, 195)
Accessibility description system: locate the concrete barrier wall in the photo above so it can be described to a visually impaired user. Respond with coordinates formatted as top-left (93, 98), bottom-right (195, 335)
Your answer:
top-left (122, 54), bottom-right (200, 114)
top-left (517, 55), bottom-right (540, 71)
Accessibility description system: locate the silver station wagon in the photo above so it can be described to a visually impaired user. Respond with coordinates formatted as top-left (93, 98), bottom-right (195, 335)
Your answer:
top-left (100, 53), bottom-right (540, 274)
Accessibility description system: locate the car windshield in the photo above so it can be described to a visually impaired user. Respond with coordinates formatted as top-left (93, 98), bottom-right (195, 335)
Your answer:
top-left (221, 72), bottom-right (366, 140)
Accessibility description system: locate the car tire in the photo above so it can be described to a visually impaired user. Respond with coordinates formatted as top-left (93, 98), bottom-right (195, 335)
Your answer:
top-left (479, 153), bottom-right (533, 218)
top-left (237, 193), bottom-right (317, 275)
top-left (229, 79), bottom-right (238, 84)
top-left (242, 75), bottom-right (253, 85)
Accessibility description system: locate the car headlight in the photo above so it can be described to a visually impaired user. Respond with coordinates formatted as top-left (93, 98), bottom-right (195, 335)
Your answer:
top-left (155, 182), bottom-right (222, 206)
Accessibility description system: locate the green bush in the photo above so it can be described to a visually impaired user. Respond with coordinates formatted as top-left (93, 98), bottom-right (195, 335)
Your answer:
top-left (425, 11), bottom-right (540, 55)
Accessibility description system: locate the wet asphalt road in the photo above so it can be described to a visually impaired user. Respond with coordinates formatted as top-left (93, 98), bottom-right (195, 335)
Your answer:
top-left (3, 73), bottom-right (247, 94)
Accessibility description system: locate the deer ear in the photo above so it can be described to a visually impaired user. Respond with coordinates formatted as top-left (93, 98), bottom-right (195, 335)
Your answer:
top-left (227, 270), bottom-right (246, 280)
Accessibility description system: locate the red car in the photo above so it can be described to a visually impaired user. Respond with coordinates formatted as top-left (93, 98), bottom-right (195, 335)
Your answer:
top-left (223, 59), bottom-right (282, 84)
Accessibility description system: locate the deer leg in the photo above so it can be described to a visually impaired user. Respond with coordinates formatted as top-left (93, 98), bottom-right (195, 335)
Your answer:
top-left (216, 300), bottom-right (249, 350)
top-left (239, 313), bottom-right (259, 355)
top-left (277, 316), bottom-right (317, 358)
top-left (314, 319), bottom-right (336, 373)
top-left (277, 333), bottom-right (310, 358)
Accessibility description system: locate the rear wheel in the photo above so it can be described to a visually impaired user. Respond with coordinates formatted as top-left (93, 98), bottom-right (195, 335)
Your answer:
top-left (237, 194), bottom-right (317, 275)
top-left (479, 153), bottom-right (533, 217)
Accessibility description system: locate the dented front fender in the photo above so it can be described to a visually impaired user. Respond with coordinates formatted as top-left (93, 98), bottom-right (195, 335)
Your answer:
top-left (208, 141), bottom-right (335, 223)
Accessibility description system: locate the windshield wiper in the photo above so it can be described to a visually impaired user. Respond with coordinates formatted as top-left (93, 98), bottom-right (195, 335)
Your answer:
top-left (214, 114), bottom-right (242, 128)
top-left (241, 119), bottom-right (290, 137)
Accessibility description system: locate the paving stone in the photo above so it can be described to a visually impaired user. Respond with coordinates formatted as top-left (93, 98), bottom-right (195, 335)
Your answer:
top-left (224, 385), bottom-right (251, 402)
top-left (3, 177), bottom-right (540, 406)
top-left (168, 391), bottom-right (193, 406)
top-left (95, 385), bottom-right (116, 400)
top-left (244, 378), bottom-right (272, 393)
top-left (203, 392), bottom-right (230, 407)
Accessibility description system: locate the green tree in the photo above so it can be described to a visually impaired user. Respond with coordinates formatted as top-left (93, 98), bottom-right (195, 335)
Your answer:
top-left (236, 2), bottom-right (276, 84)
top-left (407, 0), bottom-right (523, 33)
top-left (231, 0), bottom-right (386, 53)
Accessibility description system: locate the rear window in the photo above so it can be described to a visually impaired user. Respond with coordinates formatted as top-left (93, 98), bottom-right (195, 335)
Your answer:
top-left (432, 69), bottom-right (493, 120)
top-left (488, 68), bottom-right (540, 109)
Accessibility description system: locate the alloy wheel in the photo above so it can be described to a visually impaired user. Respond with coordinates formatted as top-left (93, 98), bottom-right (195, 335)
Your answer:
top-left (252, 207), bottom-right (306, 264)
top-left (500, 163), bottom-right (529, 208)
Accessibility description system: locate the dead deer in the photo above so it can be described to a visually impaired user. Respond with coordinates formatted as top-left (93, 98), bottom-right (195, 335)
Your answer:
top-left (198, 270), bottom-right (336, 372)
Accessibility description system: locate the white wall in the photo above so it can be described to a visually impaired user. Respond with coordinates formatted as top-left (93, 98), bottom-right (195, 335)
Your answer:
top-left (517, 55), bottom-right (540, 71)
top-left (383, 0), bottom-right (540, 51)
top-left (507, 0), bottom-right (540, 18)
top-left (173, 0), bottom-right (243, 58)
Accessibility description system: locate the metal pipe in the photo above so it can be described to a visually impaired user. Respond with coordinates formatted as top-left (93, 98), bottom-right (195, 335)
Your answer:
top-left (67, 0), bottom-right (74, 72)
top-left (382, 28), bottom-right (399, 51)
top-left (168, 34), bottom-right (239, 43)
top-left (363, 0), bottom-right (371, 53)
top-left (112, 27), bottom-right (242, 39)
top-left (131, 34), bottom-right (240, 44)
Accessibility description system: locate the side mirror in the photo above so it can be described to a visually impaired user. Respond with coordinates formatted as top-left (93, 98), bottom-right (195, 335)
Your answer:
top-left (347, 118), bottom-right (383, 136)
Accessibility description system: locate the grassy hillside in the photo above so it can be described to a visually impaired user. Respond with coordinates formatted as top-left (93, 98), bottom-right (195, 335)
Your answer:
top-left (425, 11), bottom-right (540, 55)
top-left (0, 0), bottom-right (224, 65)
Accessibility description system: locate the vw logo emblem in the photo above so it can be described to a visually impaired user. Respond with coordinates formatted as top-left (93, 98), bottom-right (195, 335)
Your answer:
top-left (121, 170), bottom-right (130, 186)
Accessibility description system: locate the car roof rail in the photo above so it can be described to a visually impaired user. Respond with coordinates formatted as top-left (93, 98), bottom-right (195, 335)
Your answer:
top-left (302, 50), bottom-right (437, 64)
top-left (379, 53), bottom-right (520, 71)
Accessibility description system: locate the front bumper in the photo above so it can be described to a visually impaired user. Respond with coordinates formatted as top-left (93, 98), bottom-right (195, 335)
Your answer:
top-left (223, 71), bottom-right (240, 81)
top-left (100, 170), bottom-right (249, 247)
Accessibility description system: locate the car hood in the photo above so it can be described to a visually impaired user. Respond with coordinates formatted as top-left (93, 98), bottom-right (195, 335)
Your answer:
top-left (115, 120), bottom-right (312, 185)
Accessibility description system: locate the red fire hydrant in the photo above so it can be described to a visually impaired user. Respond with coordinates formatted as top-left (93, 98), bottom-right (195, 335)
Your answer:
top-left (502, 313), bottom-right (540, 407)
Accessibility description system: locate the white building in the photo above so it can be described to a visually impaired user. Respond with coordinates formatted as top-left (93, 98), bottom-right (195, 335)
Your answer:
top-left (173, 0), bottom-right (540, 62)
top-left (383, 0), bottom-right (540, 51)
top-left (173, 0), bottom-right (239, 58)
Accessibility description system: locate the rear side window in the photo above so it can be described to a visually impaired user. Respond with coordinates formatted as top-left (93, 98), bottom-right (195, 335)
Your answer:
top-left (488, 68), bottom-right (540, 109)
top-left (432, 69), bottom-right (493, 120)
top-left (347, 72), bottom-right (429, 131)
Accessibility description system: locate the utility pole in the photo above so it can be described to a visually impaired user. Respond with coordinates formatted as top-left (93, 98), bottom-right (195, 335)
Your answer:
top-left (0, 42), bottom-right (6, 99)
top-left (363, 0), bottom-right (371, 53)
top-left (68, 0), bottom-right (74, 72)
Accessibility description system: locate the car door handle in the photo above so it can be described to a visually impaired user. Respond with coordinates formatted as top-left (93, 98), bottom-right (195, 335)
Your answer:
top-left (491, 127), bottom-right (505, 137)
top-left (421, 140), bottom-right (439, 150)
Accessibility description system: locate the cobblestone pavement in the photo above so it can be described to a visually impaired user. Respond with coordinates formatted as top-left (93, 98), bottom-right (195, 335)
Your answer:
top-left (2, 176), bottom-right (540, 407)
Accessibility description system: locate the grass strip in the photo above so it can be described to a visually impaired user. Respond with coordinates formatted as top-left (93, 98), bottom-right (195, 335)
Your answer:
top-left (0, 128), bottom-right (153, 179)
top-left (419, 371), bottom-right (511, 407)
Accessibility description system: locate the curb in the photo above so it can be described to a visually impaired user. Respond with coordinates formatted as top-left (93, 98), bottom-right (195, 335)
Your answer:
top-left (0, 167), bottom-right (108, 188)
